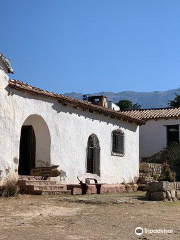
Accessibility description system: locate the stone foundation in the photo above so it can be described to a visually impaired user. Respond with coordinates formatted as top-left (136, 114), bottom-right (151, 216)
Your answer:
top-left (146, 181), bottom-right (180, 201)
top-left (67, 183), bottom-right (138, 195)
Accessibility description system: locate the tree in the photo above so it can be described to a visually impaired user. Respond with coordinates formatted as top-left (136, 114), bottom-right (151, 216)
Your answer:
top-left (132, 103), bottom-right (142, 110)
top-left (168, 93), bottom-right (180, 107)
top-left (116, 100), bottom-right (141, 111)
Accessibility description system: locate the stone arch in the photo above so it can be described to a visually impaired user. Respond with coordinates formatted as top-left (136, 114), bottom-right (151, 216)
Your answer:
top-left (18, 114), bottom-right (51, 175)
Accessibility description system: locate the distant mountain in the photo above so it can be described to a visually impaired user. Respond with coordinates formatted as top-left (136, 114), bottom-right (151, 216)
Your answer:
top-left (64, 87), bottom-right (180, 109)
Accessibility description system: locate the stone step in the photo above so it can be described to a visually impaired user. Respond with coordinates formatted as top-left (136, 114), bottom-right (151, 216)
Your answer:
top-left (17, 177), bottom-right (70, 195)
top-left (18, 175), bottom-right (42, 180)
top-left (41, 190), bottom-right (71, 195)
top-left (24, 180), bottom-right (58, 186)
top-left (33, 185), bottom-right (67, 191)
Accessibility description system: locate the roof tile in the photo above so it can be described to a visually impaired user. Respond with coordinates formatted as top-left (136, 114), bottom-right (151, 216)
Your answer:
top-left (8, 80), bottom-right (145, 125)
top-left (122, 108), bottom-right (180, 120)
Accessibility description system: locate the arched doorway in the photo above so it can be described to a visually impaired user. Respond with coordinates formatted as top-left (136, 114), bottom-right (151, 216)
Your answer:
top-left (87, 134), bottom-right (100, 175)
top-left (18, 115), bottom-right (51, 175)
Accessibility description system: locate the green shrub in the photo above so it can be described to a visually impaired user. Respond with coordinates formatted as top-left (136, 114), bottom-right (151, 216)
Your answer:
top-left (152, 173), bottom-right (158, 181)
top-left (161, 162), bottom-right (176, 182)
top-left (168, 171), bottom-right (176, 182)
top-left (2, 176), bottom-right (19, 197)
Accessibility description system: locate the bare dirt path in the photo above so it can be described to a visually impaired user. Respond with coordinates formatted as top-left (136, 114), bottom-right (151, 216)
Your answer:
top-left (0, 192), bottom-right (180, 240)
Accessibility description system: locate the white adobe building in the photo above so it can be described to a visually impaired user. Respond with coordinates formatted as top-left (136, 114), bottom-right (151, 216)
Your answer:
top-left (107, 101), bottom-right (120, 111)
top-left (0, 53), bottom-right (144, 184)
top-left (123, 108), bottom-right (180, 161)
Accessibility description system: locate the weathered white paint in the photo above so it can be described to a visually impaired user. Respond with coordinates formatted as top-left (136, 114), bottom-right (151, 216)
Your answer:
top-left (0, 62), bottom-right (139, 184)
top-left (140, 119), bottom-right (180, 159)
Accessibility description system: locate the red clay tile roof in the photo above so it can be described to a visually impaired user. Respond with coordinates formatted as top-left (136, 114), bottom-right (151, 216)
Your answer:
top-left (122, 108), bottom-right (180, 120)
top-left (8, 79), bottom-right (145, 125)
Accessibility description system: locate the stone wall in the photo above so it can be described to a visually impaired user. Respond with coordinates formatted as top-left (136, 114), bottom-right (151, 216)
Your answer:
top-left (139, 162), bottom-right (162, 175)
top-left (146, 181), bottom-right (180, 201)
top-left (138, 163), bottom-right (163, 190)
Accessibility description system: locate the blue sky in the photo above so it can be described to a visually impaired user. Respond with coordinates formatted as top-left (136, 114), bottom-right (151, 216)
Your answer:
top-left (1, 0), bottom-right (180, 94)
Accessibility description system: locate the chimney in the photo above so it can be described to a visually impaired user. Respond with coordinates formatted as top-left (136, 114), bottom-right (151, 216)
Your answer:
top-left (88, 95), bottom-right (108, 108)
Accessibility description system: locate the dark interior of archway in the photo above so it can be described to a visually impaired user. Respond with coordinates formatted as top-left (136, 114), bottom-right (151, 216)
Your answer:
top-left (18, 126), bottom-right (36, 175)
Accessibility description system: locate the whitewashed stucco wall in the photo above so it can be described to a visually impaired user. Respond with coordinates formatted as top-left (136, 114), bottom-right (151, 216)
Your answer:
top-left (140, 119), bottom-right (180, 159)
top-left (0, 65), bottom-right (139, 184)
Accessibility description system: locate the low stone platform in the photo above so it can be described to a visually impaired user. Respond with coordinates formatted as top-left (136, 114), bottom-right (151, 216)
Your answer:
top-left (67, 183), bottom-right (138, 195)
top-left (146, 181), bottom-right (180, 201)
top-left (17, 176), bottom-right (138, 196)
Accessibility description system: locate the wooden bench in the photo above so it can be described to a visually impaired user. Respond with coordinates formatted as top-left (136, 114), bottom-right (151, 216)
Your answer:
top-left (77, 173), bottom-right (101, 184)
top-left (77, 173), bottom-right (103, 194)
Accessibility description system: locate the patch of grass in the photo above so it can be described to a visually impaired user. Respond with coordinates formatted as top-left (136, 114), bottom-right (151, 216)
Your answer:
top-left (164, 201), bottom-right (180, 205)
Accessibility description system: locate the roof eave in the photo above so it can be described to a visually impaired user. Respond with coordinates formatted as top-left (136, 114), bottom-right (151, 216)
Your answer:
top-left (8, 80), bottom-right (145, 126)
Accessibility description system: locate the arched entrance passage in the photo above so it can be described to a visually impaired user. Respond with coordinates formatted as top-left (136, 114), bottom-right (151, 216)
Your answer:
top-left (18, 115), bottom-right (51, 175)
top-left (87, 134), bottom-right (100, 176)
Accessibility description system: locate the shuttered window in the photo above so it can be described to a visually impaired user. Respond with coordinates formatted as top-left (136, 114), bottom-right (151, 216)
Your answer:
top-left (112, 130), bottom-right (124, 155)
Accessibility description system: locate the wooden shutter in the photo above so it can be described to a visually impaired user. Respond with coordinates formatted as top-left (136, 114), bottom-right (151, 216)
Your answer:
top-left (118, 131), bottom-right (124, 154)
top-left (113, 131), bottom-right (124, 154)
top-left (93, 146), bottom-right (100, 176)
top-left (112, 133), bottom-right (117, 152)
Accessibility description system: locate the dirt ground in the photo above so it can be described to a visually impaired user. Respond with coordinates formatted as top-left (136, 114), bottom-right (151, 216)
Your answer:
top-left (0, 191), bottom-right (180, 240)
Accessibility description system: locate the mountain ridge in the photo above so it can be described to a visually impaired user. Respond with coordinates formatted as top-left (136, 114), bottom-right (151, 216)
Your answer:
top-left (64, 87), bottom-right (180, 108)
